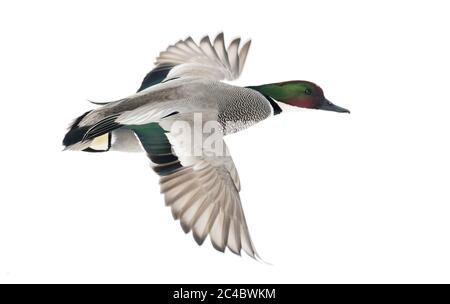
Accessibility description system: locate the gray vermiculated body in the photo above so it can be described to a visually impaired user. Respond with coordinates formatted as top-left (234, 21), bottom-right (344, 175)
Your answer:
top-left (213, 82), bottom-right (273, 134)
top-left (78, 79), bottom-right (273, 135)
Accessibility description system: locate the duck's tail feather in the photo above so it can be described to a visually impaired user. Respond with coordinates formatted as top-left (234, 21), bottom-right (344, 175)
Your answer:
top-left (63, 110), bottom-right (115, 152)
top-left (63, 111), bottom-right (144, 153)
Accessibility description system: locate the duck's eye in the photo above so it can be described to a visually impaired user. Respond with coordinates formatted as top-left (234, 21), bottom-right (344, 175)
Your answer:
top-left (305, 88), bottom-right (312, 95)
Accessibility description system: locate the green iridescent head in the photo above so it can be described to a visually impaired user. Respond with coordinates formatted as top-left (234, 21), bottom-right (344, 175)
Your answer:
top-left (249, 81), bottom-right (350, 113)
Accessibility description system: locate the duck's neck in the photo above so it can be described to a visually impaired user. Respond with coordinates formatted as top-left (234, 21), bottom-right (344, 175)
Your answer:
top-left (247, 84), bottom-right (283, 115)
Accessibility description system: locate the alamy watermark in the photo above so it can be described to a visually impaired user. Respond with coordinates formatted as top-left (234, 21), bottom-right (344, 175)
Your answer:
top-left (167, 113), bottom-right (256, 158)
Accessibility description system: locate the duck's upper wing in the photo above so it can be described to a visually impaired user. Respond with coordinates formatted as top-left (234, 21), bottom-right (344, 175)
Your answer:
top-left (128, 113), bottom-right (259, 259)
top-left (137, 33), bottom-right (251, 92)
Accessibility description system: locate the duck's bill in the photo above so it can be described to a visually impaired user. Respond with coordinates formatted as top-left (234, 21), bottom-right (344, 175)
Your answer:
top-left (319, 99), bottom-right (350, 113)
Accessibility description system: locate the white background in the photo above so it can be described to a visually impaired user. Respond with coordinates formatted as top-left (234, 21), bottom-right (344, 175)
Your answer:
top-left (1, 0), bottom-right (449, 283)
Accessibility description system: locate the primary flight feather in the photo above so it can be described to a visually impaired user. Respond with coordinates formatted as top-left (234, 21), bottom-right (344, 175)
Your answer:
top-left (63, 33), bottom-right (349, 260)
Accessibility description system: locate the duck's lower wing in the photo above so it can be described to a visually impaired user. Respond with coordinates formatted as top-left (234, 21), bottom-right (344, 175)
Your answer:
top-left (128, 114), bottom-right (259, 259)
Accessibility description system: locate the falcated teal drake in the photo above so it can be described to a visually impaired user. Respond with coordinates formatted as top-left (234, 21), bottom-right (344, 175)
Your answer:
top-left (63, 33), bottom-right (350, 260)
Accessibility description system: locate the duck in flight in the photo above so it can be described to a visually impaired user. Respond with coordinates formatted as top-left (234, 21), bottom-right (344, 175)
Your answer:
top-left (63, 33), bottom-right (350, 260)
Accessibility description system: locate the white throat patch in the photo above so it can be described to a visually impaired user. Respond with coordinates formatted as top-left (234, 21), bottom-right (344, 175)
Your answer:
top-left (272, 98), bottom-right (302, 113)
